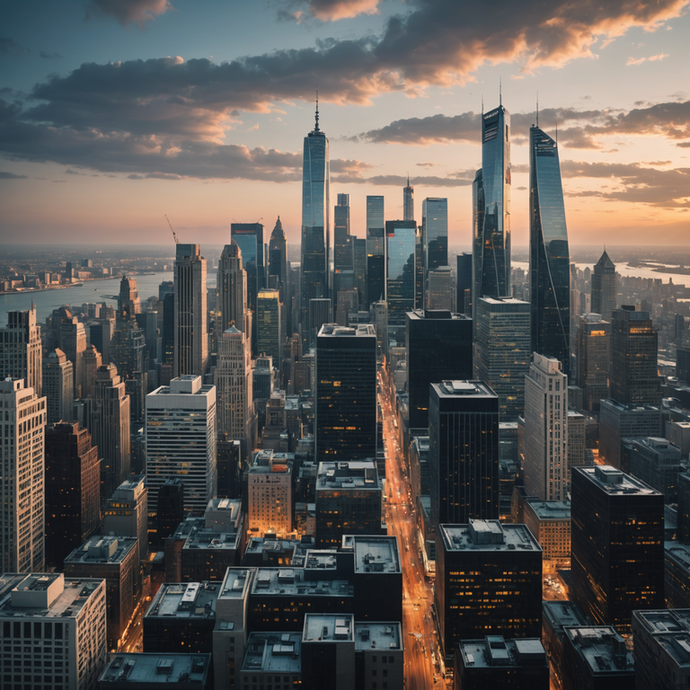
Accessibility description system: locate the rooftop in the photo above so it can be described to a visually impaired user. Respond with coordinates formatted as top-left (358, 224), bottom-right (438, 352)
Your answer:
top-left (407, 309), bottom-right (472, 322)
top-left (99, 653), bottom-right (211, 685)
top-left (433, 380), bottom-right (495, 398)
top-left (146, 582), bottom-right (218, 620)
top-left (316, 461), bottom-right (380, 492)
top-left (542, 600), bottom-right (589, 633)
top-left (576, 465), bottom-right (662, 496)
top-left (665, 541), bottom-right (690, 570)
top-left (64, 535), bottom-right (138, 565)
top-left (439, 520), bottom-right (541, 553)
top-left (318, 323), bottom-right (375, 338)
top-left (241, 633), bottom-right (302, 674)
top-left (303, 613), bottom-right (354, 643)
top-left (251, 568), bottom-right (353, 598)
top-left (343, 535), bottom-right (401, 574)
top-left (355, 622), bottom-right (403, 652)
top-left (218, 568), bottom-right (254, 601)
top-left (458, 636), bottom-right (546, 669)
top-left (525, 499), bottom-right (571, 521)
top-left (564, 627), bottom-right (634, 676)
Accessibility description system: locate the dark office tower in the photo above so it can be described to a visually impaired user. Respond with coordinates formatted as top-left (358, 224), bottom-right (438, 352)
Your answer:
top-left (315, 323), bottom-right (377, 460)
top-left (386, 219), bottom-right (417, 326)
top-left (301, 100), bottom-right (330, 341)
top-left (678, 349), bottom-right (690, 385)
top-left (159, 280), bottom-right (174, 300)
top-left (43, 348), bottom-right (74, 424)
top-left (0, 306), bottom-right (42, 395)
top-left (436, 521), bottom-right (542, 661)
top-left (366, 195), bottom-right (385, 307)
top-left (428, 380), bottom-right (499, 526)
top-left (353, 237), bottom-right (367, 305)
top-left (475, 297), bottom-right (531, 420)
top-left (591, 249), bottom-right (617, 320)
top-left (472, 104), bottom-right (511, 321)
top-left (268, 216), bottom-right (289, 332)
top-left (45, 422), bottom-right (101, 568)
top-left (334, 193), bottom-right (353, 271)
top-left (257, 288), bottom-right (282, 364)
top-left (571, 465), bottom-right (665, 632)
top-left (403, 175), bottom-right (414, 221)
top-left (156, 478), bottom-right (185, 546)
top-left (422, 196), bottom-right (448, 278)
top-left (405, 310), bottom-right (473, 429)
top-left (456, 252), bottom-right (472, 315)
top-left (610, 305), bottom-right (661, 405)
top-left (174, 243), bottom-right (208, 377)
top-left (415, 227), bottom-right (424, 309)
top-left (162, 291), bottom-right (174, 364)
top-left (217, 240), bottom-right (247, 336)
top-left (576, 313), bottom-right (610, 411)
top-left (529, 125), bottom-right (570, 373)
top-left (308, 297), bottom-right (331, 349)
top-left (118, 274), bottom-right (141, 318)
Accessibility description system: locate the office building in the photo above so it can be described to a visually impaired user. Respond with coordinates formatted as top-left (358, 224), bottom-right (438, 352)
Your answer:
top-left (422, 196), bottom-right (448, 292)
top-left (454, 636), bottom-right (549, 690)
top-left (103, 475), bottom-right (148, 562)
top-left (81, 343), bottom-right (102, 398)
top-left (426, 265), bottom-right (454, 311)
top-left (334, 193), bottom-right (353, 272)
top-left (576, 313), bottom-right (610, 411)
top-left (542, 600), bottom-right (590, 690)
top-left (302, 613), bottom-right (356, 690)
top-left (668, 421), bottom-right (690, 458)
top-left (456, 251), bottom-right (472, 315)
top-left (43, 348), bottom-right (74, 424)
top-left (353, 236), bottom-right (367, 306)
top-left (146, 375), bottom-right (217, 513)
top-left (571, 465), bottom-right (665, 632)
top-left (366, 195), bottom-right (385, 307)
top-left (428, 381), bottom-right (499, 526)
top-left (406, 310), bottom-right (473, 429)
top-left (315, 460), bottom-right (382, 548)
top-left (315, 323), bottom-right (377, 461)
top-left (156, 478), bottom-right (186, 545)
top-left (354, 621), bottom-right (404, 690)
top-left (268, 215), bottom-right (289, 293)
top-left (385, 219), bottom-right (417, 325)
top-left (238, 632), bottom-right (302, 689)
top-left (307, 297), bottom-right (331, 349)
top-left (629, 436), bottom-right (682, 503)
top-left (0, 306), bottom-right (42, 395)
top-left (567, 409), bottom-right (586, 470)
top-left (523, 353), bottom-right (568, 501)
top-left (472, 104), bottom-right (511, 319)
top-left (529, 124), bottom-right (570, 372)
top-left (0, 573), bottom-right (106, 690)
top-left (665, 542), bottom-right (690, 609)
top-left (256, 288), bottom-right (282, 364)
top-left (59, 313), bottom-right (88, 397)
top-left (45, 422), bottom-right (100, 569)
top-left (300, 101), bottom-right (330, 336)
top-left (435, 521), bottom-right (542, 660)
top-left (610, 305), bottom-right (661, 405)
top-left (475, 297), bottom-right (531, 420)
top-left (591, 249), bottom-right (617, 320)
top-left (217, 239), bottom-right (248, 341)
top-left (64, 535), bottom-right (138, 650)
top-left (247, 450), bottom-right (293, 536)
top-left (174, 243), bottom-right (208, 377)
top-left (522, 498), bottom-right (571, 568)
top-left (99, 653), bottom-right (211, 689)
top-left (0, 379), bottom-right (46, 573)
top-left (86, 363), bottom-right (131, 502)
top-left (403, 175), bottom-right (414, 221)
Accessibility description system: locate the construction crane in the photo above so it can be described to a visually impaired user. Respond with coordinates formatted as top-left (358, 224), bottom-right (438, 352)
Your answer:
top-left (165, 215), bottom-right (179, 245)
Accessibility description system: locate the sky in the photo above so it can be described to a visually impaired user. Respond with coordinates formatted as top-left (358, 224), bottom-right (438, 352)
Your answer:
top-left (1, 0), bottom-right (689, 250)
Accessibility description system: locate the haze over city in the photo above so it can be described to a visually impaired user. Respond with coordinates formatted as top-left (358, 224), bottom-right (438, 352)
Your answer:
top-left (2, 0), bottom-right (690, 247)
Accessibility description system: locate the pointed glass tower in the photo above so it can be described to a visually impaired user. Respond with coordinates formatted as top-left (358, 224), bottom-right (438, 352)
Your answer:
top-left (591, 249), bottom-right (617, 321)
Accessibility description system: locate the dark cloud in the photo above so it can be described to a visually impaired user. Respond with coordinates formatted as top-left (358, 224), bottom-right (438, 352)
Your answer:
top-left (86, 0), bottom-right (173, 27)
top-left (0, 171), bottom-right (27, 179)
top-left (280, 0), bottom-right (381, 21)
top-left (0, 36), bottom-right (28, 55)
top-left (39, 51), bottom-right (62, 60)
top-left (677, 141), bottom-right (690, 148)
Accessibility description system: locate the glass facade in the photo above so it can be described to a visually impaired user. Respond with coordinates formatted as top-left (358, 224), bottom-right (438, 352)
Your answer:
top-left (366, 195), bottom-right (385, 306)
top-left (386, 220), bottom-right (416, 325)
top-left (473, 105), bottom-right (511, 317)
top-left (422, 197), bottom-right (448, 272)
top-left (231, 223), bottom-right (264, 317)
top-left (529, 125), bottom-right (570, 373)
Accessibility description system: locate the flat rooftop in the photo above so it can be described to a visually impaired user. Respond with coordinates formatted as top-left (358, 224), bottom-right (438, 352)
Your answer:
top-left (251, 568), bottom-right (353, 598)
top-left (564, 627), bottom-right (634, 675)
top-left (542, 600), bottom-right (589, 633)
top-left (316, 461), bottom-right (380, 492)
top-left (146, 582), bottom-right (219, 620)
top-left (64, 535), bottom-right (138, 565)
top-left (241, 633), bottom-right (302, 674)
top-left (440, 520), bottom-right (542, 553)
top-left (407, 310), bottom-right (472, 322)
top-left (355, 622), bottom-right (402, 652)
top-left (303, 613), bottom-right (354, 643)
top-left (218, 569), bottom-right (254, 601)
top-left (318, 323), bottom-right (375, 338)
top-left (99, 653), bottom-right (211, 685)
top-left (432, 380), bottom-right (495, 399)
top-left (576, 465), bottom-right (662, 497)
top-left (666, 541), bottom-right (690, 570)
top-left (525, 500), bottom-right (571, 521)
top-left (345, 536), bottom-right (401, 574)
top-left (170, 516), bottom-right (241, 551)
top-left (458, 636), bottom-right (546, 669)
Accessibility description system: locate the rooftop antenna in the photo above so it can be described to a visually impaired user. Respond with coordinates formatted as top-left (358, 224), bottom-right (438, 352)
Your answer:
top-left (481, 95), bottom-right (484, 116)
top-left (314, 89), bottom-right (320, 132)
top-left (406, 173), bottom-right (410, 187)
top-left (499, 77), bottom-right (502, 106)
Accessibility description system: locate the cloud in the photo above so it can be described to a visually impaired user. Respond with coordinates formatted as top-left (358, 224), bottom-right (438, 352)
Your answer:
top-left (0, 171), bottom-right (28, 179)
top-left (627, 53), bottom-right (669, 65)
top-left (39, 51), bottom-right (62, 59)
top-left (0, 36), bottom-right (28, 55)
top-left (283, 0), bottom-right (382, 21)
top-left (86, 0), bottom-right (173, 27)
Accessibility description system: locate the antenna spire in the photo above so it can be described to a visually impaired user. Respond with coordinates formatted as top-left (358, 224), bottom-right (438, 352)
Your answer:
top-left (407, 173), bottom-right (410, 187)
top-left (499, 77), bottom-right (502, 106)
top-left (314, 89), bottom-right (320, 132)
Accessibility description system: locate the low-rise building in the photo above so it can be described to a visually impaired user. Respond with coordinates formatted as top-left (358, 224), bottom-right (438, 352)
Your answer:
top-left (522, 499), bottom-right (571, 570)
top-left (248, 450), bottom-right (294, 537)
top-left (98, 653), bottom-right (211, 689)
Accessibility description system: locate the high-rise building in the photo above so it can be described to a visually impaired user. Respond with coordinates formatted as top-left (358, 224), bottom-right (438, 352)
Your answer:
top-left (59, 313), bottom-right (88, 397)
top-left (0, 378), bottom-right (47, 573)
top-left (231, 222), bottom-right (265, 351)
top-left (315, 324), bottom-right (377, 461)
top-left (257, 288), bottom-right (282, 364)
top-left (308, 297), bottom-right (331, 349)
top-left (523, 353), bottom-right (568, 501)
top-left (366, 195), bottom-right (385, 307)
top-left (456, 251), bottom-right (472, 315)
top-left (174, 243), bottom-right (208, 377)
top-left (403, 175), bottom-right (414, 221)
top-left (45, 422), bottom-right (100, 569)
top-left (591, 249), bottom-right (617, 320)
top-left (43, 348), bottom-right (74, 424)
top-left (405, 310), bottom-right (473, 429)
top-left (301, 100), bottom-right (330, 339)
top-left (86, 363), bottom-right (130, 502)
top-left (473, 103), bottom-right (511, 319)
top-left (353, 237), bottom-right (367, 306)
top-left (385, 219), bottom-right (416, 325)
top-left (215, 326), bottom-right (255, 460)
top-left (529, 124), bottom-right (570, 373)
top-left (422, 197), bottom-right (448, 286)
top-left (426, 266), bottom-right (454, 311)
top-left (217, 239), bottom-right (248, 340)
top-left (475, 297), bottom-right (531, 420)
top-left (370, 300), bottom-right (388, 360)
top-left (576, 313), bottom-right (610, 411)
top-left (610, 305), bottom-right (661, 406)
top-left (103, 475), bottom-right (148, 562)
top-left (428, 381), bottom-right (499, 526)
top-left (81, 343), bottom-right (102, 398)
top-left (268, 215), bottom-right (289, 331)
top-left (118, 274), bottom-right (141, 317)
top-left (146, 375), bottom-right (217, 513)
top-left (334, 193), bottom-right (353, 271)
top-left (247, 449), bottom-right (293, 536)
top-left (0, 306), bottom-right (42, 395)
top-left (571, 465), bottom-right (665, 632)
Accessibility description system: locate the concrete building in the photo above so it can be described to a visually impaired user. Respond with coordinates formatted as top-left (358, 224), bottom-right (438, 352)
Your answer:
top-left (43, 348), bottom-right (74, 424)
top-left (80, 344), bottom-right (102, 399)
top-left (248, 450), bottom-right (293, 537)
top-left (238, 631), bottom-right (302, 689)
top-left (146, 375), bottom-right (217, 513)
top-left (217, 239), bottom-right (248, 338)
top-left (567, 410), bottom-right (586, 472)
top-left (354, 622), bottom-right (404, 690)
top-left (629, 436), bottom-right (682, 503)
top-left (0, 378), bottom-right (47, 573)
top-left (103, 475), bottom-right (148, 562)
top-left (0, 306), bottom-right (42, 395)
top-left (302, 613), bottom-right (356, 690)
top-left (591, 250), bottom-right (616, 321)
top-left (0, 573), bottom-right (107, 690)
top-left (576, 313), bottom-right (610, 411)
top-left (542, 600), bottom-right (590, 690)
top-left (98, 653), bottom-right (211, 689)
top-left (426, 265), bottom-right (454, 311)
top-left (522, 498), bottom-right (570, 569)
top-left (59, 313), bottom-right (88, 397)
top-left (665, 541), bottom-right (690, 609)
top-left (667, 420), bottom-right (690, 458)
top-left (257, 288), bottom-right (282, 365)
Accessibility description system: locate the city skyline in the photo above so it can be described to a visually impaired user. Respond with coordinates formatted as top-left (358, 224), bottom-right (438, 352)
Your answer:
top-left (1, 1), bottom-right (689, 247)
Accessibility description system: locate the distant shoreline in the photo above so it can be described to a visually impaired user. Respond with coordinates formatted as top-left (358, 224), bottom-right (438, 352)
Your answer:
top-left (0, 274), bottom-right (120, 296)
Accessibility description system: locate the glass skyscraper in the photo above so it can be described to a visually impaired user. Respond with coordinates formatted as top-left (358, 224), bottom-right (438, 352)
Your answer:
top-left (529, 124), bottom-right (570, 373)
top-left (366, 195), bottom-right (385, 307)
top-left (301, 102), bottom-right (330, 336)
top-left (472, 105), bottom-right (511, 319)
top-left (385, 220), bottom-right (416, 325)
top-left (422, 197), bottom-right (448, 272)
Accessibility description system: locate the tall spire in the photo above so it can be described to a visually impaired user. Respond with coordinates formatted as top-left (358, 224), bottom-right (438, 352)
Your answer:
top-left (314, 89), bottom-right (320, 132)
top-left (499, 77), bottom-right (502, 106)
top-left (407, 173), bottom-right (410, 187)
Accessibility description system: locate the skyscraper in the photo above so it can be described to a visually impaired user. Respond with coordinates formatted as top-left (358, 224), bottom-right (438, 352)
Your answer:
top-left (334, 193), bottom-right (353, 271)
top-left (473, 103), bottom-right (511, 317)
top-left (0, 378), bottom-right (47, 573)
top-left (386, 219), bottom-right (417, 325)
top-left (81, 343), bottom-right (102, 398)
top-left (428, 381), bottom-right (499, 527)
top-left (403, 175), bottom-right (414, 222)
top-left (217, 240), bottom-right (248, 338)
top-left (315, 324), bottom-right (377, 461)
top-left (174, 243), bottom-right (208, 377)
top-left (576, 313), bottom-right (610, 411)
top-left (529, 124), bottom-right (570, 373)
top-left (0, 306), bottom-right (42, 395)
top-left (610, 306), bottom-right (661, 406)
top-left (456, 252), bottom-right (472, 315)
top-left (523, 353), bottom-right (568, 501)
top-left (301, 99), bottom-right (330, 338)
top-left (422, 196), bottom-right (448, 277)
top-left (59, 313), bottom-right (88, 398)
top-left (257, 288), bottom-right (282, 364)
top-left (591, 249), bottom-right (617, 320)
top-left (366, 195), bottom-right (385, 307)
top-left (118, 274), bottom-right (141, 318)
top-left (426, 266), bottom-right (454, 311)
top-left (268, 216), bottom-right (289, 330)
top-left (43, 348), bottom-right (74, 424)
